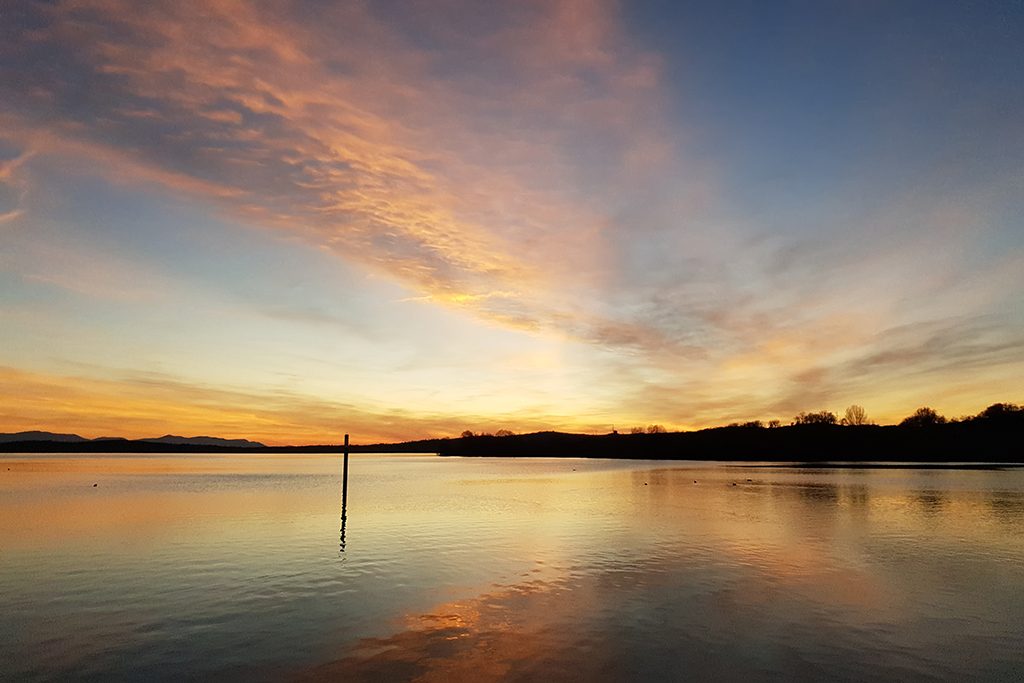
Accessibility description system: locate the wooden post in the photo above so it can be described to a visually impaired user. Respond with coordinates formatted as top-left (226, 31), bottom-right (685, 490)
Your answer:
top-left (340, 433), bottom-right (350, 552)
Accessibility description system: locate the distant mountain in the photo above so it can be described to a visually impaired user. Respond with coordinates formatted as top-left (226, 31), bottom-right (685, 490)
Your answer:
top-left (140, 435), bottom-right (266, 448)
top-left (0, 432), bottom-right (265, 448)
top-left (0, 431), bottom-right (90, 443)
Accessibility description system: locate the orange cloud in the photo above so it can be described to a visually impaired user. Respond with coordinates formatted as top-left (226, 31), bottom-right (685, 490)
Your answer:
top-left (0, 365), bottom-right (594, 444)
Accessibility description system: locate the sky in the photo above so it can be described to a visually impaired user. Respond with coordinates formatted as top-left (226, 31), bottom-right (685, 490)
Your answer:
top-left (1, 0), bottom-right (1022, 444)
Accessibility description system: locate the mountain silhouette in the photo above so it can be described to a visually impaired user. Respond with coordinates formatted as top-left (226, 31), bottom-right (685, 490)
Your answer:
top-left (0, 431), bottom-right (90, 443)
top-left (141, 435), bottom-right (266, 448)
top-left (0, 432), bottom-right (266, 450)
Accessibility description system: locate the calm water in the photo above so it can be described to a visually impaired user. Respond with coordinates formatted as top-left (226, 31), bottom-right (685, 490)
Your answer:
top-left (2, 454), bottom-right (1023, 682)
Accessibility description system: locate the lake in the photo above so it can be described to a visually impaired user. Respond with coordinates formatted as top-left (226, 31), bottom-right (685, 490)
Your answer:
top-left (2, 453), bottom-right (1023, 682)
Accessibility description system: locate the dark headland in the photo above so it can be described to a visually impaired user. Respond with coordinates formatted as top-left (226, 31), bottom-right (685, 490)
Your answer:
top-left (2, 403), bottom-right (1022, 463)
top-left (426, 422), bottom-right (1022, 463)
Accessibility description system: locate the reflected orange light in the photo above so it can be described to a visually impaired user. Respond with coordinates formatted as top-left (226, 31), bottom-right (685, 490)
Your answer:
top-left (292, 578), bottom-right (587, 683)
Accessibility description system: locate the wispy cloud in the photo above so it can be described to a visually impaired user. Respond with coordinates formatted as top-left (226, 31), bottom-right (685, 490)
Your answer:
top-left (0, 149), bottom-right (31, 223)
top-left (3, 0), bottom-right (676, 340)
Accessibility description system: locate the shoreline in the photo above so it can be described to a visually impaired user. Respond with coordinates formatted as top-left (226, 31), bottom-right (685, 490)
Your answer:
top-left (2, 421), bottom-right (1022, 465)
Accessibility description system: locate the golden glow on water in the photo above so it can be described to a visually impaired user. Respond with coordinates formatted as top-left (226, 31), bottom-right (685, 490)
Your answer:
top-left (0, 453), bottom-right (345, 549)
top-left (2, 455), bottom-right (1023, 682)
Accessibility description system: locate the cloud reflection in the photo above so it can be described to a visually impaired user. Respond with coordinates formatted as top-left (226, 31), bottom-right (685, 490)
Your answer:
top-left (290, 577), bottom-right (618, 683)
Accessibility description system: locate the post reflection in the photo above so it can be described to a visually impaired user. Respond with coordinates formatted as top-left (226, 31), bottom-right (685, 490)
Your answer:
top-left (340, 493), bottom-right (347, 552)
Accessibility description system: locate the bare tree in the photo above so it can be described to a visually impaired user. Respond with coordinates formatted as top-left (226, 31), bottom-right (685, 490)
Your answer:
top-left (630, 426), bottom-right (645, 434)
top-left (899, 407), bottom-right (946, 427)
top-left (646, 424), bottom-right (667, 434)
top-left (460, 430), bottom-right (475, 438)
top-left (495, 429), bottom-right (515, 437)
top-left (793, 411), bottom-right (838, 425)
top-left (768, 419), bottom-right (782, 428)
top-left (841, 405), bottom-right (869, 425)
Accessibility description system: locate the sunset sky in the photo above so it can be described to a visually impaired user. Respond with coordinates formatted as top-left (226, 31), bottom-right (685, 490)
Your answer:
top-left (1, 0), bottom-right (1022, 444)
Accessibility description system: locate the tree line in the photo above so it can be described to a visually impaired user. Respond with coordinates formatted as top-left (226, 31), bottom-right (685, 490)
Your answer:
top-left (787, 402), bottom-right (1023, 428)
top-left (458, 402), bottom-right (1023, 438)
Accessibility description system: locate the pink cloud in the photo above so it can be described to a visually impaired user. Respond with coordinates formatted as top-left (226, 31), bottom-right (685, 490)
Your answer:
top-left (8, 0), bottom-right (677, 346)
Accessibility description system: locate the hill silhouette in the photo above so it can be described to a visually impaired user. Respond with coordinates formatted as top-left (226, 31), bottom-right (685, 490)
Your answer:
top-left (2, 404), bottom-right (1021, 462)
top-left (0, 432), bottom-right (265, 451)
top-left (415, 421), bottom-right (1021, 462)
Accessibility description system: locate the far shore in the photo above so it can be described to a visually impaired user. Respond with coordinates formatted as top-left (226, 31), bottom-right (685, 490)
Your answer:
top-left (2, 419), bottom-right (1022, 464)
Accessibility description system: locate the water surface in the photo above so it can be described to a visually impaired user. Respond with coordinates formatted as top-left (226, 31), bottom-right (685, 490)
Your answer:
top-left (2, 454), bottom-right (1023, 681)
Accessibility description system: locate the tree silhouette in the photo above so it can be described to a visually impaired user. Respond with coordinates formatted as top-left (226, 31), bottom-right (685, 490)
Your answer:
top-left (646, 424), bottom-right (667, 434)
top-left (899, 407), bottom-right (946, 427)
top-left (978, 403), bottom-right (1023, 420)
top-left (841, 405), bottom-right (869, 425)
top-left (793, 411), bottom-right (838, 425)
